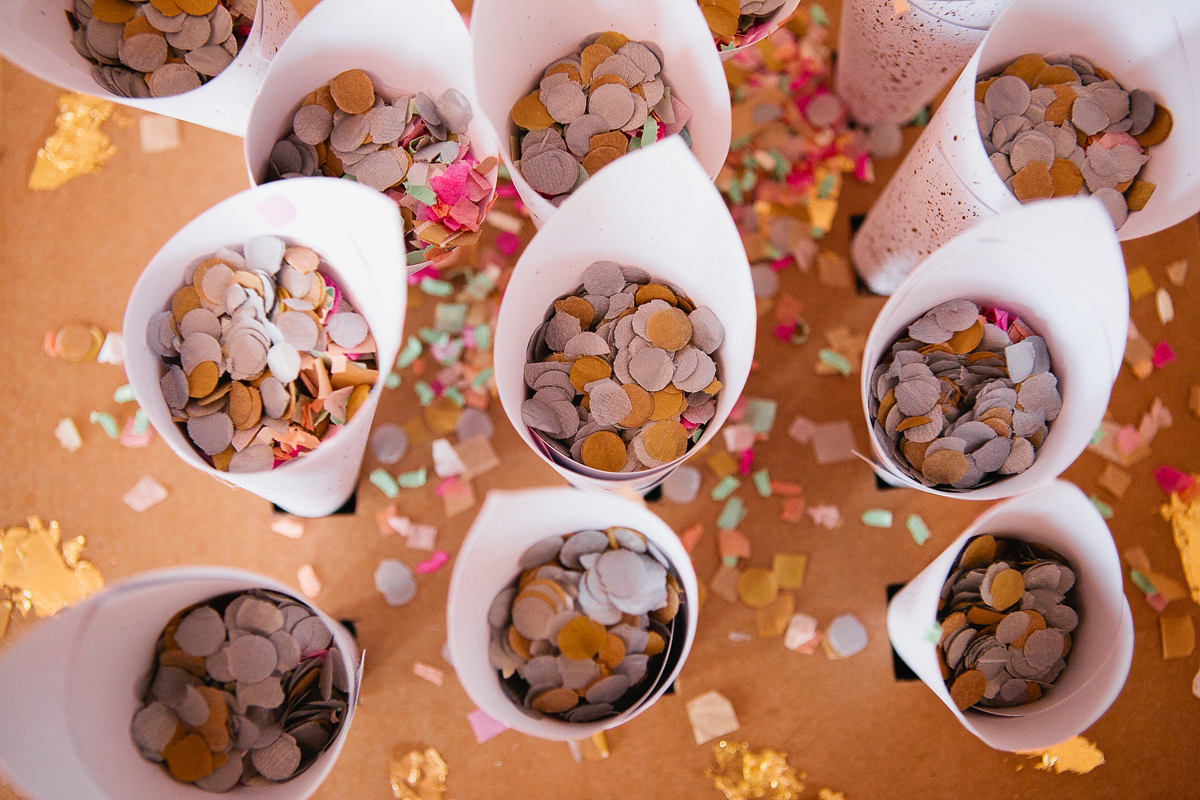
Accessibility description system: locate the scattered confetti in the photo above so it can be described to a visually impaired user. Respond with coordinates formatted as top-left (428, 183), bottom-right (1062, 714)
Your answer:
top-left (719, 529), bottom-right (752, 563)
top-left (1090, 495), bottom-right (1114, 519)
top-left (1165, 258), bottom-right (1188, 286)
top-left (712, 476), bottom-right (742, 501)
top-left (686, 690), bottom-right (740, 745)
top-left (772, 554), bottom-right (807, 589)
top-left (1, 517), bottom-right (104, 623)
top-left (375, 559), bottom-right (418, 606)
top-left (1097, 464), bottom-right (1132, 499)
top-left (1156, 287), bottom-right (1175, 324)
top-left (89, 411), bottom-right (119, 439)
top-left (707, 740), bottom-right (804, 800)
top-left (718, 497), bottom-right (748, 530)
top-left (54, 418), bottom-right (83, 452)
top-left (823, 613), bottom-right (868, 658)
top-left (416, 550), bottom-right (449, 574)
top-left (139, 113), bottom-right (181, 154)
top-left (787, 416), bottom-right (816, 445)
top-left (810, 420), bottom-right (857, 464)
top-left (784, 613), bottom-right (821, 653)
top-left (466, 707), bottom-right (509, 744)
top-left (96, 333), bottom-right (124, 365)
top-left (861, 509), bottom-right (892, 528)
top-left (390, 746), bottom-right (450, 800)
top-left (1160, 614), bottom-right (1195, 659)
top-left (1160, 484), bottom-right (1200, 605)
top-left (1127, 266), bottom-right (1156, 301)
top-left (680, 523), bottom-right (705, 554)
top-left (806, 504), bottom-right (841, 529)
top-left (906, 514), bottom-right (930, 545)
top-left (270, 515), bottom-right (306, 540)
top-left (122, 476), bottom-right (168, 512)
top-left (370, 468), bottom-right (401, 498)
top-left (1020, 736), bottom-right (1105, 774)
top-left (29, 94), bottom-right (117, 191)
top-left (296, 564), bottom-right (322, 597)
top-left (413, 662), bottom-right (445, 686)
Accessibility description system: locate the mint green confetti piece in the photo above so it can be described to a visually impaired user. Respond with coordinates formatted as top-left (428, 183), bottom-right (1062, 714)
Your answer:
top-left (1090, 495), bottom-right (1114, 519)
top-left (1090, 426), bottom-right (1106, 446)
top-left (810, 3), bottom-right (828, 25)
top-left (909, 107), bottom-right (930, 126)
top-left (811, 225), bottom-right (825, 240)
top-left (753, 469), bottom-right (772, 498)
top-left (385, 371), bottom-right (402, 389)
top-left (906, 514), bottom-right (931, 545)
top-left (132, 409), bottom-right (150, 436)
top-left (817, 172), bottom-right (837, 199)
top-left (711, 476), bottom-right (741, 501)
top-left (406, 249), bottom-right (430, 267)
top-left (817, 348), bottom-right (852, 376)
top-left (403, 182), bottom-right (438, 206)
top-left (743, 398), bottom-right (777, 435)
top-left (471, 368), bottom-right (494, 390)
top-left (728, 180), bottom-right (744, 206)
top-left (474, 324), bottom-right (492, 351)
top-left (730, 133), bottom-right (754, 150)
top-left (741, 171), bottom-right (758, 192)
top-left (369, 468), bottom-right (400, 498)
top-left (398, 467), bottom-right (427, 488)
top-left (497, 163), bottom-right (510, 180)
top-left (922, 624), bottom-right (944, 644)
top-left (418, 328), bottom-right (450, 346)
top-left (678, 128), bottom-right (692, 148)
top-left (466, 272), bottom-right (495, 301)
top-left (722, 555), bottom-right (740, 568)
top-left (420, 277), bottom-right (453, 297)
top-left (692, 427), bottom-right (704, 443)
top-left (861, 509), bottom-right (893, 528)
top-left (433, 340), bottom-right (464, 367)
top-left (396, 336), bottom-right (423, 368)
top-left (717, 497), bottom-right (747, 531)
top-left (443, 386), bottom-right (465, 408)
top-left (435, 303), bottom-right (468, 333)
top-left (89, 411), bottom-right (119, 438)
top-left (414, 381), bottom-right (435, 406)
top-left (640, 117), bottom-right (658, 149)
top-left (1129, 569), bottom-right (1157, 596)
top-left (113, 384), bottom-right (137, 403)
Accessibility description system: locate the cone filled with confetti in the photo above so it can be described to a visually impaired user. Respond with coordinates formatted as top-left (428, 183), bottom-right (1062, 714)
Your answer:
top-left (471, 0), bottom-right (732, 226)
top-left (836, 0), bottom-right (1014, 126)
top-left (244, 0), bottom-right (499, 273)
top-left (861, 197), bottom-right (1128, 500)
top-left (851, 0), bottom-right (1200, 293)
top-left (447, 487), bottom-right (699, 740)
top-left (887, 480), bottom-right (1132, 751)
top-left (0, 566), bottom-right (360, 799)
top-left (0, 0), bottom-right (297, 136)
top-left (710, 0), bottom-right (803, 59)
top-left (494, 138), bottom-right (755, 493)
top-left (123, 178), bottom-right (406, 517)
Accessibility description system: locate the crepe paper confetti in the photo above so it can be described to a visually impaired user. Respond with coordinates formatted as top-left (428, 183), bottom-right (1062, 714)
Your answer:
top-left (707, 740), bottom-right (803, 800)
top-left (1019, 736), bottom-right (1105, 774)
top-left (906, 514), bottom-right (931, 545)
top-left (772, 481), bottom-right (802, 497)
top-left (680, 523), bottom-right (705, 554)
top-left (1160, 614), bottom-right (1196, 659)
top-left (416, 550), bottom-right (449, 574)
top-left (466, 707), bottom-right (509, 743)
top-left (787, 416), bottom-right (816, 445)
top-left (752, 469), bottom-right (773, 498)
top-left (1, 517), bottom-right (104, 622)
top-left (296, 564), bottom-right (322, 598)
top-left (54, 418), bottom-right (83, 452)
top-left (718, 530), bottom-right (752, 564)
top-left (1155, 287), bottom-right (1175, 324)
top-left (810, 420), bottom-right (857, 465)
top-left (861, 509), bottom-right (893, 528)
top-left (567, 732), bottom-right (610, 762)
top-left (784, 613), bottom-right (821, 653)
top-left (414, 381), bottom-right (436, 406)
top-left (773, 554), bottom-right (807, 589)
top-left (1152, 341), bottom-right (1176, 369)
top-left (807, 504), bottom-right (842, 529)
top-left (1126, 266), bottom-right (1156, 301)
top-left (1097, 464), bottom-right (1133, 499)
top-left (712, 476), bottom-right (741, 501)
top-left (494, 231), bottom-right (522, 257)
top-left (823, 613), bottom-right (868, 659)
top-left (816, 348), bottom-right (852, 376)
top-left (270, 515), bottom-right (306, 540)
top-left (1154, 465), bottom-right (1196, 496)
top-left (118, 412), bottom-right (153, 448)
top-left (1090, 426), bottom-right (1106, 446)
top-left (413, 661), bottom-right (445, 686)
top-left (1160, 489), bottom-right (1200, 605)
top-left (89, 411), bottom-right (119, 439)
top-left (687, 691), bottom-right (740, 745)
top-left (439, 477), bottom-right (476, 518)
top-left (29, 94), bottom-right (117, 191)
top-left (122, 475), bottom-right (168, 512)
top-left (1165, 258), bottom-right (1189, 286)
top-left (757, 594), bottom-right (795, 638)
top-left (390, 746), bottom-right (450, 800)
top-left (718, 497), bottom-right (748, 531)
top-left (710, 565), bottom-right (742, 604)
top-left (1090, 495), bottom-right (1115, 520)
top-left (370, 468), bottom-right (401, 498)
top-left (708, 450), bottom-right (740, 478)
top-left (780, 497), bottom-right (806, 523)
top-left (739, 450), bottom-right (755, 476)
top-left (1129, 569), bottom-right (1158, 596)
top-left (742, 398), bottom-right (778, 435)
top-left (484, 209), bottom-right (524, 234)
top-left (385, 371), bottom-right (402, 389)
top-left (398, 468), bottom-right (428, 489)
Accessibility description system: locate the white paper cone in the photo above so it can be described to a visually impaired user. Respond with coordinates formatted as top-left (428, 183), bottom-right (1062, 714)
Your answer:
top-left (835, 0), bottom-right (1014, 126)
top-left (887, 480), bottom-right (1133, 751)
top-left (470, 0), bottom-right (732, 226)
top-left (122, 178), bottom-right (407, 517)
top-left (852, 0), bottom-right (1200, 292)
top-left (244, 0), bottom-right (499, 273)
top-left (859, 197), bottom-right (1128, 500)
top-left (0, 0), bottom-right (297, 136)
top-left (493, 138), bottom-right (756, 494)
top-left (0, 567), bottom-right (360, 800)
top-left (446, 488), bottom-right (699, 741)
top-left (716, 0), bottom-right (803, 60)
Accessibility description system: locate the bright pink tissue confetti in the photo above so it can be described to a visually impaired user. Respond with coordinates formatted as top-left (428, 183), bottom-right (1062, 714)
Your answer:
top-left (739, 449), bottom-right (755, 475)
top-left (416, 549), bottom-right (449, 574)
top-left (495, 231), bottom-right (521, 256)
top-left (1153, 465), bottom-right (1196, 495)
top-left (1115, 425), bottom-right (1142, 455)
top-left (467, 707), bottom-right (509, 743)
top-left (1152, 341), bottom-right (1175, 369)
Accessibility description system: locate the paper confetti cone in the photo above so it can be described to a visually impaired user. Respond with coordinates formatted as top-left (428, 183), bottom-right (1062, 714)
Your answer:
top-left (716, 0), bottom-right (803, 60)
top-left (0, 567), bottom-right (360, 800)
top-left (493, 138), bottom-right (756, 493)
top-left (836, 0), bottom-right (1014, 126)
top-left (446, 488), bottom-right (699, 740)
top-left (470, 0), bottom-right (732, 226)
top-left (887, 480), bottom-right (1133, 751)
top-left (0, 0), bottom-right (297, 136)
top-left (851, 0), bottom-right (1200, 294)
top-left (123, 178), bottom-right (406, 517)
top-left (244, 0), bottom-right (499, 272)
top-left (860, 197), bottom-right (1128, 500)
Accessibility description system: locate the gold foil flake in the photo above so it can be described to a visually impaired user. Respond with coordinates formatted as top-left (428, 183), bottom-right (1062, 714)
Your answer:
top-left (1160, 490), bottom-right (1200, 606)
top-left (707, 741), bottom-right (805, 800)
top-left (818, 791), bottom-right (847, 800)
top-left (0, 517), bottom-right (104, 624)
top-left (390, 747), bottom-right (451, 800)
top-left (0, 598), bottom-right (11, 638)
top-left (1020, 736), bottom-right (1105, 774)
top-left (567, 732), bottom-right (610, 761)
top-left (28, 94), bottom-right (117, 191)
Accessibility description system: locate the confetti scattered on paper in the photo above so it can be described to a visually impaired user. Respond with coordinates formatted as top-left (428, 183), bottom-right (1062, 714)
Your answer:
top-left (1020, 736), bottom-right (1105, 774)
top-left (707, 740), bottom-right (804, 800)
top-left (567, 732), bottom-right (609, 761)
top-left (861, 509), bottom-right (892, 528)
top-left (138, 113), bottom-right (181, 154)
top-left (906, 514), bottom-right (931, 545)
top-left (1, 516), bottom-right (104, 623)
top-left (29, 94), bottom-right (117, 191)
top-left (122, 475), bottom-right (168, 512)
top-left (1159, 614), bottom-right (1195, 659)
top-left (687, 690), bottom-right (740, 745)
top-left (466, 707), bottom-right (509, 743)
top-left (54, 417), bottom-right (82, 451)
top-left (413, 661), bottom-right (445, 686)
top-left (271, 515), bottom-right (306, 539)
top-left (390, 746), bottom-right (450, 800)
top-left (1160, 485), bottom-right (1200, 605)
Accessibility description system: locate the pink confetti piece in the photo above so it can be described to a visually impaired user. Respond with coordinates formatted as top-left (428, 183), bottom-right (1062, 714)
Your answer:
top-left (1152, 341), bottom-right (1176, 369)
top-left (406, 524), bottom-right (438, 552)
top-left (254, 194), bottom-right (297, 227)
top-left (118, 415), bottom-right (154, 448)
top-left (270, 515), bottom-right (306, 539)
top-left (806, 504), bottom-right (841, 529)
top-left (297, 564), bottom-right (322, 597)
top-left (680, 523), bottom-right (704, 554)
top-left (1115, 425), bottom-right (1143, 455)
top-left (466, 707), bottom-right (509, 743)
top-left (1146, 592), bottom-right (1170, 613)
top-left (416, 549), bottom-right (449, 574)
top-left (1153, 465), bottom-right (1196, 495)
top-left (122, 475), bottom-right (168, 512)
top-left (739, 449), bottom-right (755, 475)
top-left (413, 661), bottom-right (445, 686)
top-left (787, 415), bottom-right (816, 444)
top-left (495, 231), bottom-right (521, 256)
